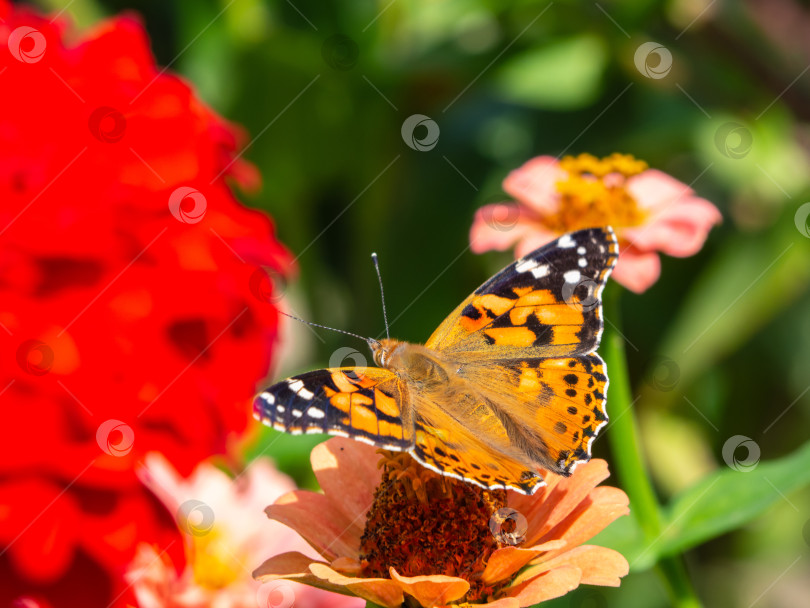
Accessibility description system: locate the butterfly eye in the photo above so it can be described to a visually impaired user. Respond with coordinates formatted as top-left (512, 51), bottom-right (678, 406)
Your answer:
top-left (374, 349), bottom-right (388, 367)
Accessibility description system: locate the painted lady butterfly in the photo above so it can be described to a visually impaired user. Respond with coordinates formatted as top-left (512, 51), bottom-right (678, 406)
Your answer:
top-left (254, 227), bottom-right (618, 494)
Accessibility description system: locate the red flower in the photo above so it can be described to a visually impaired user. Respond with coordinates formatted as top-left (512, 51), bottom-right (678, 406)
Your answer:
top-left (0, 2), bottom-right (291, 606)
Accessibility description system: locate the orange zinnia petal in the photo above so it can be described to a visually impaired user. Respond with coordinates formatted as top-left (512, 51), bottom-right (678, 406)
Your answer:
top-left (388, 568), bottom-right (470, 607)
top-left (311, 438), bottom-right (381, 523)
top-left (480, 540), bottom-right (567, 585)
top-left (308, 563), bottom-right (405, 608)
top-left (506, 564), bottom-right (583, 605)
top-left (253, 551), bottom-right (351, 597)
top-left (513, 545), bottom-right (629, 588)
top-left (265, 490), bottom-right (361, 560)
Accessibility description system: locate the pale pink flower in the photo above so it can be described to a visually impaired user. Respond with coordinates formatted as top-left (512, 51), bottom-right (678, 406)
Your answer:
top-left (470, 154), bottom-right (722, 293)
top-left (126, 453), bottom-right (362, 608)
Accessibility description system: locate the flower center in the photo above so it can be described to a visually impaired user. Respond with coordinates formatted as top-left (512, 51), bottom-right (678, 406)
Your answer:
top-left (542, 153), bottom-right (649, 233)
top-left (191, 528), bottom-right (244, 590)
top-left (360, 451), bottom-right (507, 602)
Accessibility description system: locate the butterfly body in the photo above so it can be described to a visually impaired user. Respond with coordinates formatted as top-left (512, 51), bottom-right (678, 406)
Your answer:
top-left (255, 227), bottom-right (618, 494)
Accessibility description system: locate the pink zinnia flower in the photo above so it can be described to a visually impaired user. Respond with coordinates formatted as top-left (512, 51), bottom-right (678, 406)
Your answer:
top-left (126, 453), bottom-right (362, 608)
top-left (470, 154), bottom-right (722, 293)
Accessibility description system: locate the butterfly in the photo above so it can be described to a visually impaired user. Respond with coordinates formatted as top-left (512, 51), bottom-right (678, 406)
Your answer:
top-left (254, 227), bottom-right (618, 494)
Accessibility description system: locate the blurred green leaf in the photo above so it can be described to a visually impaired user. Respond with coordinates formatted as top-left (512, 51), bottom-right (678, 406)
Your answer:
top-left (493, 35), bottom-right (607, 109)
top-left (657, 440), bottom-right (810, 557)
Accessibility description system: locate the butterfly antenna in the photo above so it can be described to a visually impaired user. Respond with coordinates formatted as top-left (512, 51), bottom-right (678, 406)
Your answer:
top-left (371, 252), bottom-right (390, 341)
top-left (278, 311), bottom-right (380, 348)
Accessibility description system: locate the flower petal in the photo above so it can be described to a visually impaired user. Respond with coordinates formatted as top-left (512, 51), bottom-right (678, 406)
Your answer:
top-left (535, 486), bottom-right (630, 561)
top-left (627, 169), bottom-right (695, 210)
top-left (252, 551), bottom-right (352, 597)
top-left (265, 491), bottom-right (361, 561)
top-left (611, 248), bottom-right (661, 294)
top-left (517, 545), bottom-right (629, 587)
top-left (519, 459), bottom-right (610, 546)
top-left (481, 540), bottom-right (567, 585)
top-left (470, 204), bottom-right (534, 254)
top-left (311, 438), bottom-right (381, 524)
top-left (503, 156), bottom-right (565, 215)
top-left (506, 564), bottom-right (582, 605)
top-left (622, 197), bottom-right (722, 258)
top-left (388, 568), bottom-right (470, 607)
top-left (513, 229), bottom-right (560, 258)
top-left (308, 563), bottom-right (405, 608)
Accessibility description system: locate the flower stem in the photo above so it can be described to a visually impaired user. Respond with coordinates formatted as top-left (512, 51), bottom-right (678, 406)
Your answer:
top-left (602, 285), bottom-right (702, 608)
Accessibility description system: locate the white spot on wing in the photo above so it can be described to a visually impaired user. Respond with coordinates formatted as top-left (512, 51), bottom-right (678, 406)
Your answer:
top-left (299, 387), bottom-right (315, 400)
top-left (578, 258), bottom-right (587, 268)
top-left (291, 409), bottom-right (303, 418)
top-left (557, 234), bottom-right (575, 248)
top-left (516, 258), bottom-right (538, 273)
top-left (287, 379), bottom-right (304, 393)
top-left (276, 405), bottom-right (285, 413)
top-left (531, 264), bottom-right (550, 279)
top-left (563, 269), bottom-right (581, 283)
top-left (260, 391), bottom-right (275, 404)
top-left (307, 407), bottom-right (325, 419)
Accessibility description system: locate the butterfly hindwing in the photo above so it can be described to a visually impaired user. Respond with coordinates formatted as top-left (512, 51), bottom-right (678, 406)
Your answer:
top-left (253, 368), bottom-right (413, 450)
top-left (427, 227), bottom-right (618, 360)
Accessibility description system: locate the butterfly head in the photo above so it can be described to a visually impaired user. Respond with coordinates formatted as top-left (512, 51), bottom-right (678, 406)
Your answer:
top-left (369, 338), bottom-right (400, 368)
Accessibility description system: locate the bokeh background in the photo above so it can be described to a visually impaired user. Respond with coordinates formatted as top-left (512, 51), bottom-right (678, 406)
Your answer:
top-left (25, 0), bottom-right (810, 606)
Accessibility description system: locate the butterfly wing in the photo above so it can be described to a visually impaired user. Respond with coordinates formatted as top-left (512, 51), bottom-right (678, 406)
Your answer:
top-left (426, 227), bottom-right (618, 361)
top-left (254, 367), bottom-right (413, 450)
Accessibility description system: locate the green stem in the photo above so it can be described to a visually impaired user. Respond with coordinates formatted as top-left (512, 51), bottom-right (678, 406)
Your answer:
top-left (602, 285), bottom-right (702, 608)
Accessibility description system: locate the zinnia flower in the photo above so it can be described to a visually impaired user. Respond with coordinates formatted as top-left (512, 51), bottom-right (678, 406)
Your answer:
top-left (253, 438), bottom-right (629, 607)
top-left (470, 153), bottom-right (722, 293)
top-left (126, 454), bottom-right (363, 608)
top-left (0, 2), bottom-right (290, 605)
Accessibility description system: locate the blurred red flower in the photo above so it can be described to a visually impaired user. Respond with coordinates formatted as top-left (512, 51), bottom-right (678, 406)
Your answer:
top-left (0, 2), bottom-right (291, 606)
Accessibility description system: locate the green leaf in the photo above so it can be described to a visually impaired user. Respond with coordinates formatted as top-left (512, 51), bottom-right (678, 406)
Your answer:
top-left (493, 35), bottom-right (607, 109)
top-left (657, 440), bottom-right (810, 557)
